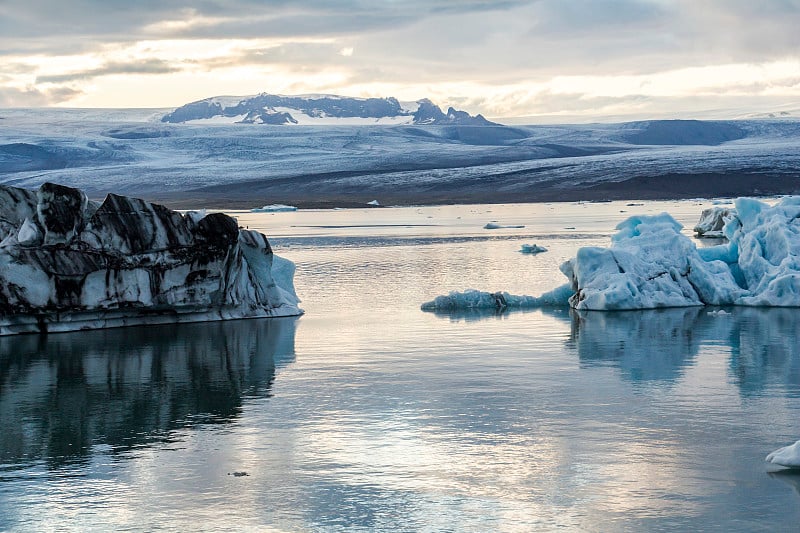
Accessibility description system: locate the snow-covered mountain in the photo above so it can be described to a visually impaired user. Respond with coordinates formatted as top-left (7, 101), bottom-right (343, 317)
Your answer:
top-left (161, 93), bottom-right (497, 126)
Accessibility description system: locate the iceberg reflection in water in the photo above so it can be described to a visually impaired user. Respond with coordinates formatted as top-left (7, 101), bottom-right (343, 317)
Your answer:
top-left (430, 305), bottom-right (800, 395)
top-left (572, 307), bottom-right (800, 395)
top-left (0, 317), bottom-right (297, 468)
top-left (569, 307), bottom-right (708, 383)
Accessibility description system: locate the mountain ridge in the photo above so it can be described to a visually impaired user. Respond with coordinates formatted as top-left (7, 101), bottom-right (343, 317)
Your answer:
top-left (161, 93), bottom-right (498, 126)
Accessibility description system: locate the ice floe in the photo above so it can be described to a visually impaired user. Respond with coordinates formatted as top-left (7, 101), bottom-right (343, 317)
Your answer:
top-left (420, 285), bottom-right (573, 311)
top-left (250, 204), bottom-right (298, 213)
top-left (520, 244), bottom-right (548, 254)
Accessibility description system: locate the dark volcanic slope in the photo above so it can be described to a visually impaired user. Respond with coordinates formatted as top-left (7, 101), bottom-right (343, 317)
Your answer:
top-left (3, 109), bottom-right (800, 208)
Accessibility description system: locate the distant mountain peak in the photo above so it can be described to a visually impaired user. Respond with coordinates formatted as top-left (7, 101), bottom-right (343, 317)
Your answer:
top-left (161, 93), bottom-right (498, 126)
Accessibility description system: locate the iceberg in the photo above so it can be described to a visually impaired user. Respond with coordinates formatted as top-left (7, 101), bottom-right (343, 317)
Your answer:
top-left (250, 204), bottom-right (298, 213)
top-left (766, 440), bottom-right (800, 468)
top-left (565, 197), bottom-right (800, 309)
top-left (0, 183), bottom-right (302, 335)
top-left (562, 212), bottom-right (746, 310)
top-left (423, 196), bottom-right (800, 311)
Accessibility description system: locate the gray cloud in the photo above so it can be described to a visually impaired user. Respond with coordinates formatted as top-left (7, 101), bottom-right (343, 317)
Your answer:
top-left (2, 0), bottom-right (800, 113)
top-left (495, 92), bottom-right (800, 122)
top-left (2, 1), bottom-right (799, 75)
top-left (0, 86), bottom-right (83, 106)
top-left (0, 1), bottom-right (521, 43)
top-left (35, 59), bottom-right (180, 84)
top-left (345, 0), bottom-right (800, 80)
top-left (195, 42), bottom-right (354, 71)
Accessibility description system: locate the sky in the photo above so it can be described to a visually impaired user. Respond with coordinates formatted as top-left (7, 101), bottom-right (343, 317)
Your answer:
top-left (1, 0), bottom-right (800, 120)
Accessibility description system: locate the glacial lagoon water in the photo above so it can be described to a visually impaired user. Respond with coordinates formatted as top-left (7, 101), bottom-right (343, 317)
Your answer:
top-left (2, 200), bottom-right (800, 532)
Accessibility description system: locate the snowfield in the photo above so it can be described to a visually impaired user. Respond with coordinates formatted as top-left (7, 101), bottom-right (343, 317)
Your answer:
top-left (1, 107), bottom-right (800, 208)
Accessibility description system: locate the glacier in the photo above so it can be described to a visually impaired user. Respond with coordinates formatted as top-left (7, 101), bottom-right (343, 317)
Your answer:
top-left (3, 108), bottom-right (800, 209)
top-left (424, 196), bottom-right (800, 311)
top-left (0, 183), bottom-right (302, 335)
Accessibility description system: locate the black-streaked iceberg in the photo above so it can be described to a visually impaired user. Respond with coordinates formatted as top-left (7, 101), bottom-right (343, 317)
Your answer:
top-left (0, 183), bottom-right (302, 335)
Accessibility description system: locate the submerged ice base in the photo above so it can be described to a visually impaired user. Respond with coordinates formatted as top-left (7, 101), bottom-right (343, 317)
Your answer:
top-left (0, 183), bottom-right (302, 335)
top-left (423, 196), bottom-right (800, 312)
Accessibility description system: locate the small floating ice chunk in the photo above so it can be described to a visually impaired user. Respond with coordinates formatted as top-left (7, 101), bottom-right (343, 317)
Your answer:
top-left (484, 222), bottom-right (525, 229)
top-left (520, 244), bottom-right (548, 254)
top-left (250, 204), bottom-right (298, 213)
top-left (766, 440), bottom-right (800, 468)
top-left (367, 200), bottom-right (380, 206)
top-left (707, 309), bottom-right (730, 316)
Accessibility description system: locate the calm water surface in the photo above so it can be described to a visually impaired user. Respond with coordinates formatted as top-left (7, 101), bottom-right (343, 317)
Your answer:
top-left (2, 200), bottom-right (799, 532)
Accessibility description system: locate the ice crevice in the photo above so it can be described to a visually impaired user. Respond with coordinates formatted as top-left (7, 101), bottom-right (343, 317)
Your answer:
top-left (422, 196), bottom-right (800, 311)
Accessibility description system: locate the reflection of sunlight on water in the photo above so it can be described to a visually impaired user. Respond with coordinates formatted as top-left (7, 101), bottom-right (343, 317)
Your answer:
top-left (297, 418), bottom-right (575, 529)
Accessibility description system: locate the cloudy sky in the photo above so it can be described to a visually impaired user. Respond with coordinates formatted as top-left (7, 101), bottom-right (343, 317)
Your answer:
top-left (1, 0), bottom-right (799, 119)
